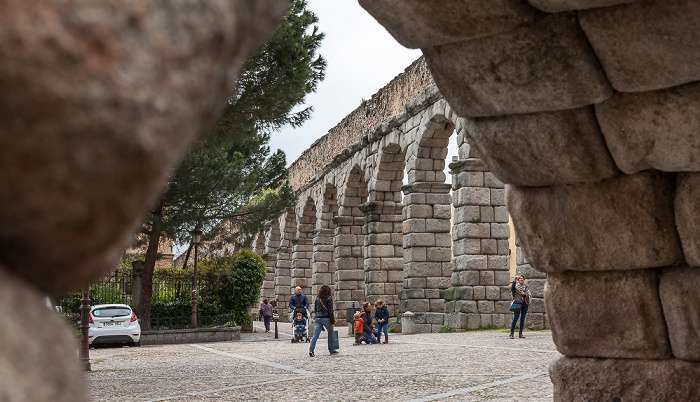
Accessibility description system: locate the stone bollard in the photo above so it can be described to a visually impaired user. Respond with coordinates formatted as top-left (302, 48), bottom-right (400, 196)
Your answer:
top-left (402, 311), bottom-right (416, 334)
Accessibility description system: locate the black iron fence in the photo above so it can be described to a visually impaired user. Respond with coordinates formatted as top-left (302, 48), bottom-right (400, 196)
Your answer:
top-left (58, 267), bottom-right (235, 330)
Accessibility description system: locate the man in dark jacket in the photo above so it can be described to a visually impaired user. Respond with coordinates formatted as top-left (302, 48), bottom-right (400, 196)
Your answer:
top-left (289, 286), bottom-right (309, 321)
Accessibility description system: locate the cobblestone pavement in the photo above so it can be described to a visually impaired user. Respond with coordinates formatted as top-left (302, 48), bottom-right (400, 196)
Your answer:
top-left (86, 323), bottom-right (558, 401)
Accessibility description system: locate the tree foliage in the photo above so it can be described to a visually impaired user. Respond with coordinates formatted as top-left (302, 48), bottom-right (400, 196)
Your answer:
top-left (135, 0), bottom-right (325, 329)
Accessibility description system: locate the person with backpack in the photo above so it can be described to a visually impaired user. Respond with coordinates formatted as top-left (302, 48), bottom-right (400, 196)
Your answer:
top-left (510, 275), bottom-right (532, 339)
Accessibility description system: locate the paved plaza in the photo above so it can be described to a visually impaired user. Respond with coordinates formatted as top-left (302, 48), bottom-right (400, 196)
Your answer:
top-left (86, 324), bottom-right (559, 401)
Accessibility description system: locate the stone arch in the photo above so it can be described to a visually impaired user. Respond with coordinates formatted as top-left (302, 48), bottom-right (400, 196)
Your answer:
top-left (407, 112), bottom-right (454, 185)
top-left (311, 183), bottom-right (338, 296)
top-left (334, 164), bottom-right (369, 319)
top-left (363, 141), bottom-right (407, 316)
top-left (398, 107), bottom-right (456, 329)
top-left (291, 197), bottom-right (317, 297)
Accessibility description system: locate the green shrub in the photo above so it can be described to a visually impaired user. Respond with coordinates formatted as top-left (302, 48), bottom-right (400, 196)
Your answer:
top-left (437, 326), bottom-right (457, 333)
top-left (205, 250), bottom-right (267, 326)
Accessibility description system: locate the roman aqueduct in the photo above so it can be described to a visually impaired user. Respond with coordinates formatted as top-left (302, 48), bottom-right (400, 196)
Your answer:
top-left (244, 1), bottom-right (700, 398)
top-left (237, 58), bottom-right (539, 332)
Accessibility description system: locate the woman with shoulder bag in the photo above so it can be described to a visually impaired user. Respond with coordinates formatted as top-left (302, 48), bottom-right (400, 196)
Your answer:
top-left (510, 275), bottom-right (532, 339)
top-left (309, 284), bottom-right (338, 356)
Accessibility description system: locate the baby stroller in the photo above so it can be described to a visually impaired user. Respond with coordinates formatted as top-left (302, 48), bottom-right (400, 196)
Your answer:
top-left (290, 306), bottom-right (310, 343)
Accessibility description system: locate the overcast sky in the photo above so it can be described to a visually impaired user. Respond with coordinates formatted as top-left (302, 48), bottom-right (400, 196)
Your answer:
top-left (270, 1), bottom-right (459, 171)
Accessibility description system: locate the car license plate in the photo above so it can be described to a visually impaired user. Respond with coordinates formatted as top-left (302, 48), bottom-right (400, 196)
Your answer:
top-left (103, 322), bottom-right (120, 327)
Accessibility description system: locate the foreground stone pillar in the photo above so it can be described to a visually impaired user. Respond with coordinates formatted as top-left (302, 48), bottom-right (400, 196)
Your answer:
top-left (550, 357), bottom-right (700, 401)
top-left (399, 182), bottom-right (452, 332)
top-left (362, 0), bottom-right (700, 399)
top-left (362, 200), bottom-right (403, 316)
top-left (444, 158), bottom-right (511, 330)
top-left (0, 1), bottom-right (289, 398)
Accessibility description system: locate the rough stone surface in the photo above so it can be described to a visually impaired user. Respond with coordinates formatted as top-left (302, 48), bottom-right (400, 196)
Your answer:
top-left (0, 0), bottom-right (289, 294)
top-left (659, 266), bottom-right (700, 361)
top-left (516, 264), bottom-right (547, 280)
top-left (464, 106), bottom-right (619, 186)
top-left (550, 356), bottom-right (700, 401)
top-left (527, 0), bottom-right (641, 12)
top-left (579, 0), bottom-right (700, 92)
top-left (423, 12), bottom-right (612, 118)
top-left (507, 172), bottom-right (684, 272)
top-left (0, 268), bottom-right (87, 401)
top-left (596, 82), bottom-right (700, 174)
top-left (676, 173), bottom-right (700, 266)
top-left (545, 270), bottom-right (671, 359)
top-left (359, 0), bottom-right (536, 49)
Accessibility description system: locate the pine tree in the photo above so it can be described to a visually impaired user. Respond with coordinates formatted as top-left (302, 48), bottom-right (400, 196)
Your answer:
top-left (137, 0), bottom-right (325, 329)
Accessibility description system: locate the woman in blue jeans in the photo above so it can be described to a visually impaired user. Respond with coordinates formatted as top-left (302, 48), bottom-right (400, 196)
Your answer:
top-left (309, 284), bottom-right (338, 356)
top-left (510, 275), bottom-right (532, 339)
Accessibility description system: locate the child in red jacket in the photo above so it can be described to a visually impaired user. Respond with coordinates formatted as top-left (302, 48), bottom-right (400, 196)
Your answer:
top-left (353, 312), bottom-right (366, 345)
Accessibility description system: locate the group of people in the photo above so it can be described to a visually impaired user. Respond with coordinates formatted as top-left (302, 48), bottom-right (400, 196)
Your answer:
top-left (265, 273), bottom-right (531, 354)
top-left (352, 300), bottom-right (389, 345)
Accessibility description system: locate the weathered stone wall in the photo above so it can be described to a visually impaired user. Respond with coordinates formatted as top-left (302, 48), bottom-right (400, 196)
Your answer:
top-left (0, 0), bottom-right (289, 399)
top-left (288, 57), bottom-right (433, 189)
top-left (360, 0), bottom-right (700, 400)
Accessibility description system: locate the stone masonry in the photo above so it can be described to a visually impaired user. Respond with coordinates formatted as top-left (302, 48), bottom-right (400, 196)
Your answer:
top-left (360, 0), bottom-right (700, 400)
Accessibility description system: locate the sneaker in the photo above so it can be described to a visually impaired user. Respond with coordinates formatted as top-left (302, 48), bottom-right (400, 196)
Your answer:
top-left (330, 350), bottom-right (339, 355)
top-left (309, 351), bottom-right (314, 357)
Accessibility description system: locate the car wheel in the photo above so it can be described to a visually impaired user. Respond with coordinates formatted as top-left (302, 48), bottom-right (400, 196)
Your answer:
top-left (134, 340), bottom-right (141, 347)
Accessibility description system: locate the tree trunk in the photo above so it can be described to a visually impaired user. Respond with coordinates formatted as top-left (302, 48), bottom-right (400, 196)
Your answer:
top-left (139, 201), bottom-right (163, 331)
top-left (180, 242), bottom-right (193, 270)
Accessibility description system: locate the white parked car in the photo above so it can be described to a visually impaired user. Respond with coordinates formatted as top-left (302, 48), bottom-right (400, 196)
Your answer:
top-left (88, 304), bottom-right (141, 347)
